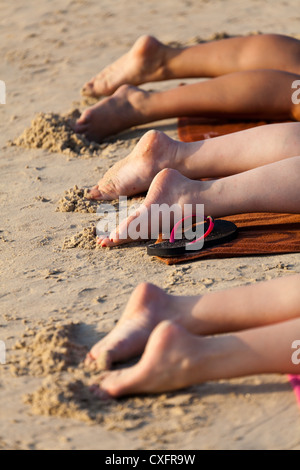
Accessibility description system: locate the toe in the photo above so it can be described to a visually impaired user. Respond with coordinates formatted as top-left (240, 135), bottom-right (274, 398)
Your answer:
top-left (76, 109), bottom-right (92, 126)
top-left (87, 185), bottom-right (115, 201)
top-left (97, 366), bottom-right (147, 398)
top-left (85, 352), bottom-right (96, 367)
top-left (104, 238), bottom-right (125, 247)
top-left (90, 382), bottom-right (112, 400)
top-left (95, 350), bottom-right (112, 370)
top-left (81, 81), bottom-right (94, 97)
top-left (98, 207), bottom-right (149, 247)
top-left (92, 387), bottom-right (112, 400)
top-left (75, 123), bottom-right (88, 134)
top-left (89, 373), bottom-right (113, 400)
top-left (98, 235), bottom-right (127, 247)
top-left (87, 186), bottom-right (103, 200)
top-left (97, 236), bottom-right (112, 247)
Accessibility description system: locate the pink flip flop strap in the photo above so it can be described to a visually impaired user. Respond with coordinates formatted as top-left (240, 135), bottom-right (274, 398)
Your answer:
top-left (288, 375), bottom-right (300, 408)
top-left (170, 215), bottom-right (214, 245)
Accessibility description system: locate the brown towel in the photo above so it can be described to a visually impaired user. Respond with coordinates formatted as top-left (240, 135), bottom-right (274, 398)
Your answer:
top-left (177, 116), bottom-right (290, 143)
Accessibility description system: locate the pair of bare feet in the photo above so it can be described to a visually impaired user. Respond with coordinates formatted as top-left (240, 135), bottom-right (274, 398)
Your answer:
top-left (76, 36), bottom-right (172, 142)
top-left (87, 283), bottom-right (224, 398)
top-left (86, 276), bottom-right (300, 398)
top-left (85, 127), bottom-right (300, 248)
top-left (75, 33), bottom-right (300, 142)
top-left (86, 129), bottom-right (210, 248)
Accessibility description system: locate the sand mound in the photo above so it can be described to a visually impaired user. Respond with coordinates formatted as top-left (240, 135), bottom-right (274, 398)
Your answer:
top-left (14, 319), bottom-right (210, 440)
top-left (10, 321), bottom-right (88, 377)
top-left (60, 194), bottom-right (146, 249)
top-left (56, 185), bottom-right (100, 213)
top-left (24, 372), bottom-right (209, 435)
top-left (24, 373), bottom-right (112, 424)
top-left (57, 186), bottom-right (145, 215)
top-left (8, 108), bottom-right (142, 159)
top-left (63, 225), bottom-right (99, 250)
top-left (11, 319), bottom-right (111, 424)
top-left (8, 110), bottom-right (105, 158)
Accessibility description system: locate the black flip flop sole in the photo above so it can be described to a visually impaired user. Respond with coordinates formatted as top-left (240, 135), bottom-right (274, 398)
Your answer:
top-left (147, 219), bottom-right (238, 258)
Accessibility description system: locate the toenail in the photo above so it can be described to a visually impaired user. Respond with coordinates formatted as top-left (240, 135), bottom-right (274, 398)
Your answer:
top-left (94, 388), bottom-right (111, 401)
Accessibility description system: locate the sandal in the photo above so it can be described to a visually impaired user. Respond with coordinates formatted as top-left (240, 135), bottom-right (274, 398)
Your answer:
top-left (147, 215), bottom-right (238, 258)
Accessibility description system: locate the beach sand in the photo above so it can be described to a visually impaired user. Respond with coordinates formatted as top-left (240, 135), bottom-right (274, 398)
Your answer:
top-left (0, 0), bottom-right (300, 450)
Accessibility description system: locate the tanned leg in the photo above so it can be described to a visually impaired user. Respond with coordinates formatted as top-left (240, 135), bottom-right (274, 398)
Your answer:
top-left (82, 34), bottom-right (300, 98)
top-left (76, 70), bottom-right (300, 142)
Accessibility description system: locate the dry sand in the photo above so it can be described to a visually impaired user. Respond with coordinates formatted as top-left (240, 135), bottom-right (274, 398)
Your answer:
top-left (1, 0), bottom-right (300, 450)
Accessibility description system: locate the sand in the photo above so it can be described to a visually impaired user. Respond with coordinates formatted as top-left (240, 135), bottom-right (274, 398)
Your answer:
top-left (10, 318), bottom-right (293, 448)
top-left (56, 186), bottom-right (100, 213)
top-left (1, 0), bottom-right (300, 451)
top-left (63, 225), bottom-right (99, 250)
top-left (12, 319), bottom-right (215, 438)
top-left (57, 188), bottom-right (145, 249)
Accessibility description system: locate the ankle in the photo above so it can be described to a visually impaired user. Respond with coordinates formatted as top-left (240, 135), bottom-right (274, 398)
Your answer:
top-left (197, 178), bottom-right (227, 218)
top-left (162, 46), bottom-right (188, 80)
top-left (135, 282), bottom-right (171, 327)
top-left (170, 295), bottom-right (203, 332)
top-left (175, 141), bottom-right (204, 178)
top-left (199, 333), bottom-right (263, 383)
top-left (133, 35), bottom-right (174, 81)
top-left (193, 335), bottom-right (240, 383)
top-left (128, 88), bottom-right (156, 123)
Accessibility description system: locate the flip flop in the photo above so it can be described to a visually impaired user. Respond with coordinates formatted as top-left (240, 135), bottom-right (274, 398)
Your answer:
top-left (147, 215), bottom-right (238, 258)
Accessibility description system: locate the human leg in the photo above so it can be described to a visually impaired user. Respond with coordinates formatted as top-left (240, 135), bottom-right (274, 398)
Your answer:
top-left (82, 34), bottom-right (300, 98)
top-left (76, 70), bottom-right (300, 142)
top-left (97, 156), bottom-right (300, 247)
top-left (87, 123), bottom-right (300, 201)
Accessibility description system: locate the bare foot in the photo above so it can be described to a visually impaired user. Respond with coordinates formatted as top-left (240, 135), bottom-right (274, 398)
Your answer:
top-left (81, 35), bottom-right (169, 98)
top-left (90, 321), bottom-right (211, 397)
top-left (85, 283), bottom-right (179, 370)
top-left (87, 130), bottom-right (182, 201)
top-left (75, 85), bottom-right (150, 142)
top-left (97, 168), bottom-right (201, 247)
